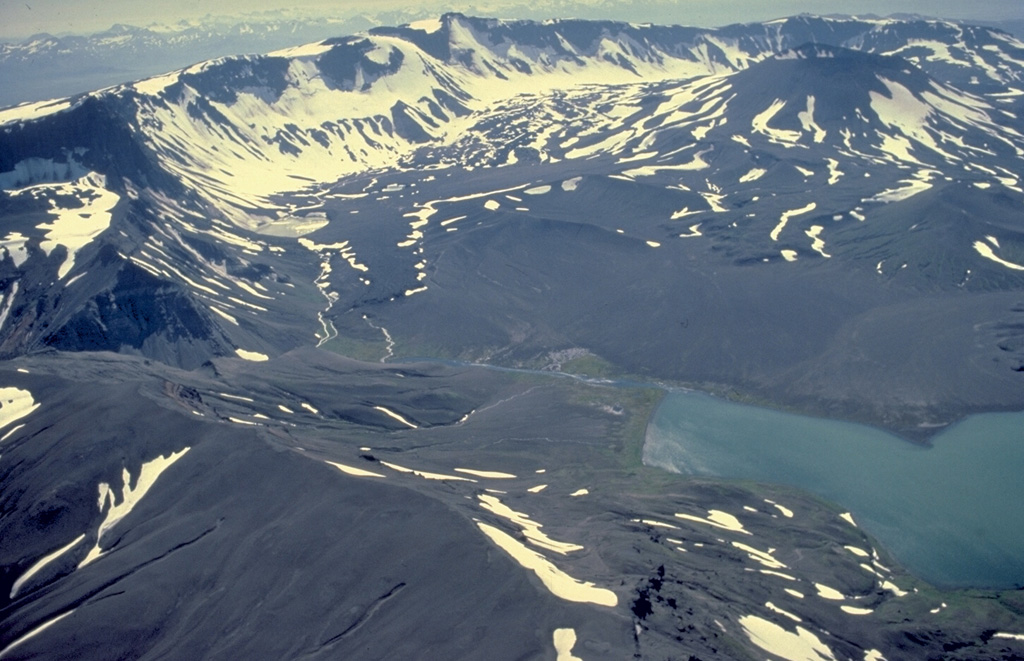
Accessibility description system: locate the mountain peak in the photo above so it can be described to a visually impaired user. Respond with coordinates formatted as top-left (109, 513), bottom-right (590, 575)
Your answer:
top-left (777, 42), bottom-right (866, 59)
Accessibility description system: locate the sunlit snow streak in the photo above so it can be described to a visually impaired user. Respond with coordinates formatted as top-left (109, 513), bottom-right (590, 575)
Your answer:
top-left (379, 461), bottom-right (475, 482)
top-left (79, 448), bottom-right (191, 568)
top-left (10, 535), bottom-right (86, 598)
top-left (797, 96), bottom-right (826, 143)
top-left (866, 173), bottom-right (934, 203)
top-left (739, 615), bottom-right (837, 661)
top-left (217, 392), bottom-right (254, 403)
top-left (805, 225), bottom-right (831, 258)
top-left (752, 99), bottom-right (802, 146)
top-left (1, 423), bottom-right (25, 442)
top-left (553, 629), bottom-right (583, 661)
top-left (476, 523), bottom-right (617, 607)
top-left (675, 509), bottom-right (751, 535)
top-left (815, 583), bottom-right (845, 600)
top-left (209, 306), bottom-right (239, 326)
top-left (235, 348), bottom-right (269, 362)
top-left (622, 147), bottom-right (713, 176)
top-left (739, 168), bottom-right (766, 182)
top-left (994, 633), bottom-right (1024, 641)
top-left (373, 406), bottom-right (418, 428)
top-left (766, 601), bottom-right (802, 622)
top-left (326, 460), bottom-right (385, 478)
top-left (825, 158), bottom-right (843, 184)
top-left (765, 499), bottom-right (794, 518)
top-left (398, 184), bottom-right (529, 249)
top-left (770, 202), bottom-right (817, 241)
top-left (0, 98), bottom-right (73, 125)
top-left (10, 173), bottom-right (119, 279)
top-left (0, 610), bottom-right (77, 660)
top-left (974, 241), bottom-right (1024, 270)
top-left (0, 387), bottom-right (40, 434)
top-left (733, 541), bottom-right (787, 569)
top-left (479, 494), bottom-right (583, 554)
top-left (632, 518), bottom-right (680, 529)
top-left (454, 468), bottom-right (517, 479)
top-left (678, 223), bottom-right (703, 238)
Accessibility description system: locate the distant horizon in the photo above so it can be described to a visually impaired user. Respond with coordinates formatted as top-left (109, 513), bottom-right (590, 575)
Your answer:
top-left (1, 0), bottom-right (1021, 41)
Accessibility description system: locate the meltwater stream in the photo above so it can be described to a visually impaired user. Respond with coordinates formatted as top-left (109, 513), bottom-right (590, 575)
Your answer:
top-left (644, 391), bottom-right (1024, 589)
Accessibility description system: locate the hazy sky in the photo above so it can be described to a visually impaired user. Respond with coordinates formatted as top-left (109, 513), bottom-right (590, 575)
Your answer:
top-left (1, 0), bottom-right (1022, 39)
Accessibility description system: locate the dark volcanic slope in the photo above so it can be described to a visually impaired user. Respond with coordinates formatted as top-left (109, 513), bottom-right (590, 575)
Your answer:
top-left (0, 356), bottom-right (627, 659)
top-left (2, 351), bottom-right (1023, 660)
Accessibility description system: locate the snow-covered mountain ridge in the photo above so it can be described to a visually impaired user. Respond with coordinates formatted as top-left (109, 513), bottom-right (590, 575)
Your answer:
top-left (0, 14), bottom-right (391, 108)
top-left (5, 14), bottom-right (1024, 225)
top-left (0, 13), bottom-right (1021, 417)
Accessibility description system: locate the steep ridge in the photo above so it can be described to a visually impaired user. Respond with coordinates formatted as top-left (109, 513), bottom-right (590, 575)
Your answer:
top-left (389, 43), bottom-right (1024, 297)
top-left (5, 14), bottom-right (1024, 216)
top-left (0, 13), bottom-right (1021, 396)
top-left (0, 17), bottom-right (381, 107)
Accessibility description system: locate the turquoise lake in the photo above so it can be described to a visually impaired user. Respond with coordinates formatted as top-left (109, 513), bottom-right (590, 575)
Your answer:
top-left (644, 391), bottom-right (1024, 589)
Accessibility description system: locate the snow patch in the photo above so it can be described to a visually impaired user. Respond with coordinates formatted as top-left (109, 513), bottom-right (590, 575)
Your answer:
top-left (12, 173), bottom-right (119, 280)
top-left (814, 583), bottom-right (845, 601)
top-left (675, 509), bottom-right (751, 535)
top-left (326, 460), bottom-right (385, 478)
top-left (0, 98), bottom-right (73, 126)
top-left (10, 534), bottom-right (86, 598)
top-left (974, 241), bottom-right (1024, 271)
top-left (553, 628), bottom-right (582, 661)
top-left (0, 386), bottom-right (40, 435)
top-left (770, 202), bottom-right (817, 242)
top-left (994, 633), bottom-right (1024, 641)
top-left (797, 96), bottom-right (826, 143)
top-left (373, 406), bottom-right (418, 428)
top-left (739, 168), bottom-right (766, 183)
top-left (752, 99), bottom-right (802, 146)
top-left (454, 468), bottom-right (517, 479)
top-left (0, 610), bottom-right (77, 659)
top-left (479, 494), bottom-right (583, 554)
top-left (766, 601), bottom-right (802, 623)
top-left (739, 615), bottom-right (836, 661)
top-left (79, 448), bottom-right (191, 568)
top-left (476, 522), bottom-right (617, 607)
top-left (380, 461), bottom-right (474, 482)
top-left (235, 349), bottom-right (269, 362)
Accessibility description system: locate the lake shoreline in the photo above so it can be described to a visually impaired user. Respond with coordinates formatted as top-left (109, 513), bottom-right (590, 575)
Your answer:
top-left (643, 389), bottom-right (1024, 590)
